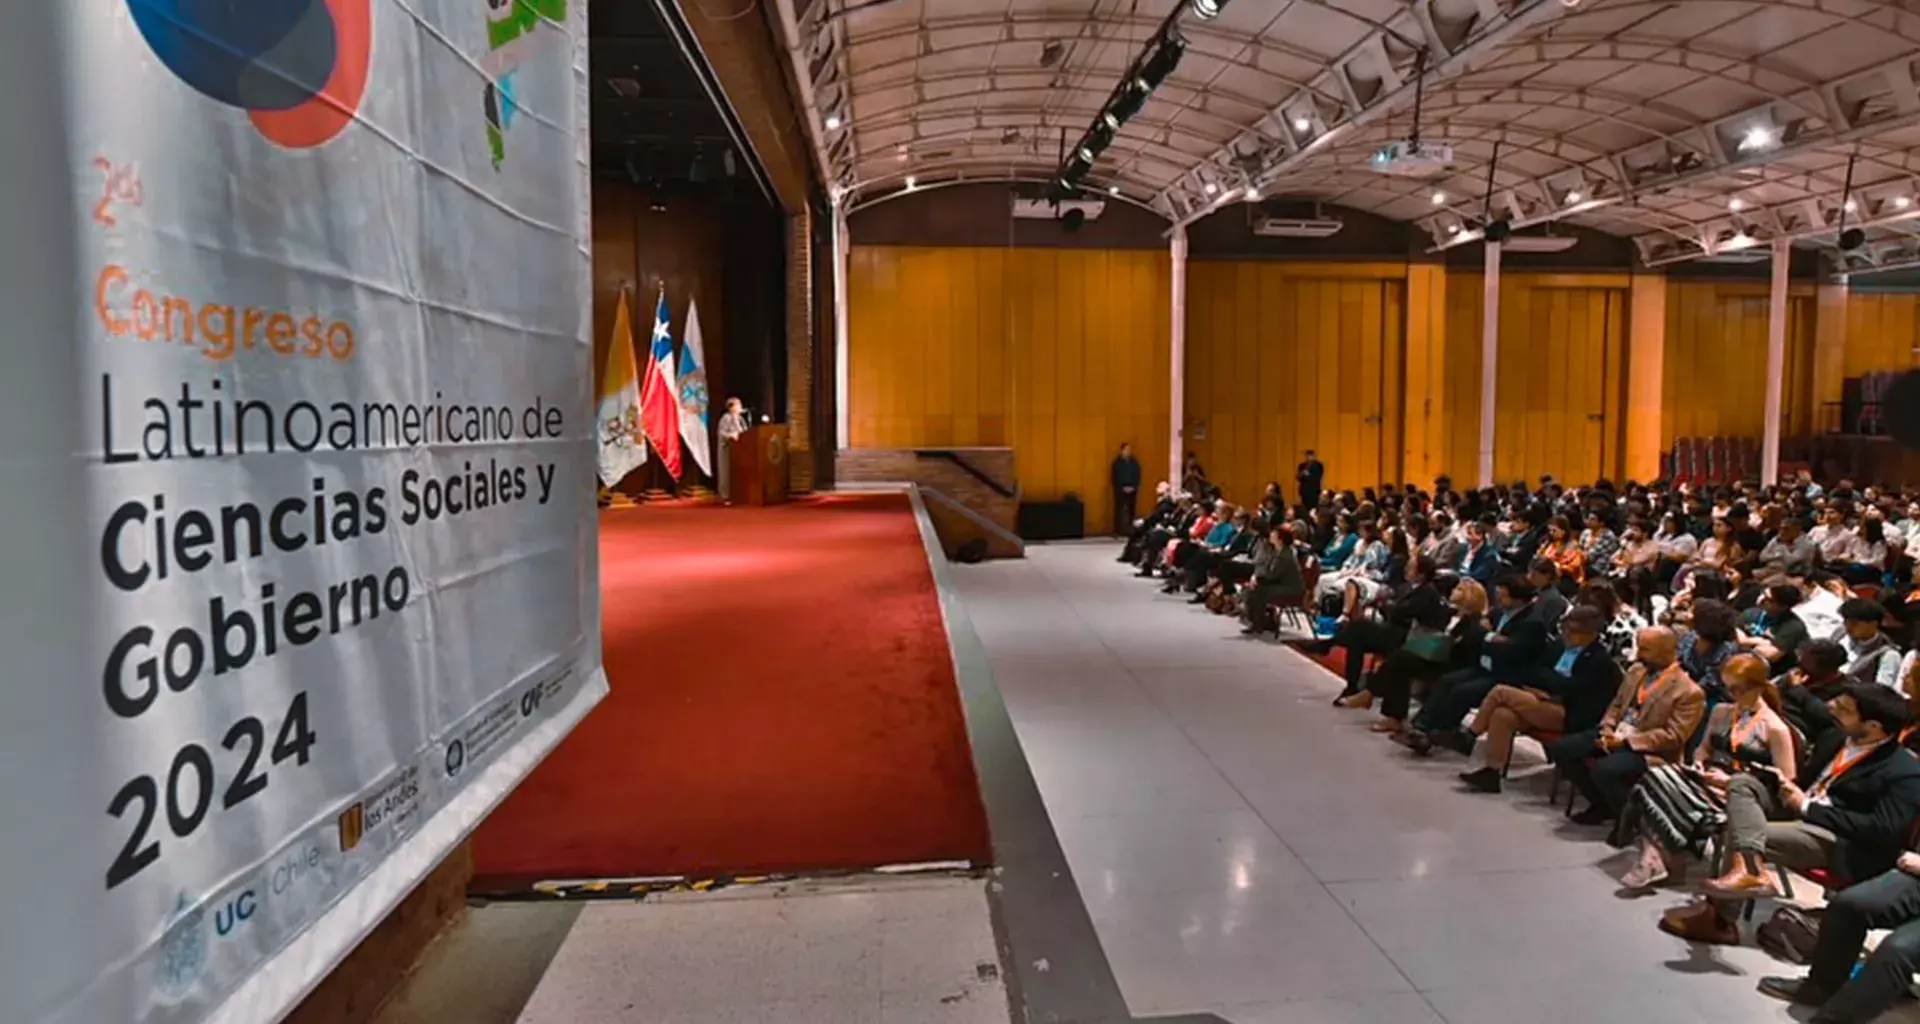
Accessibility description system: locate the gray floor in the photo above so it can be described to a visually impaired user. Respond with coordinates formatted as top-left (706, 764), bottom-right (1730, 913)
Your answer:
top-left (951, 540), bottom-right (1919, 1024)
top-left (373, 876), bottom-right (1011, 1024)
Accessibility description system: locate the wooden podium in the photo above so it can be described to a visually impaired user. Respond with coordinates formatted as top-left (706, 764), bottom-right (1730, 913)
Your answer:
top-left (731, 423), bottom-right (790, 506)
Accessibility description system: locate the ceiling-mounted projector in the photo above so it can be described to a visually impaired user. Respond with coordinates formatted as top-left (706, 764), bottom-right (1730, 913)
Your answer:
top-left (1254, 216), bottom-right (1344, 238)
top-left (1370, 139), bottom-right (1454, 177)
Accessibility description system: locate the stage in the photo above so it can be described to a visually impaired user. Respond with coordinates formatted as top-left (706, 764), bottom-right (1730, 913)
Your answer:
top-left (471, 493), bottom-right (991, 888)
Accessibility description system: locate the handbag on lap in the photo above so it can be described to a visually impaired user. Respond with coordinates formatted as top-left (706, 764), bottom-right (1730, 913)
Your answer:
top-left (1401, 624), bottom-right (1452, 663)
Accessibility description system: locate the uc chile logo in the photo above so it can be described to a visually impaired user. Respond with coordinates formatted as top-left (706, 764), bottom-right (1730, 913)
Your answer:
top-left (125, 1), bottom-right (372, 148)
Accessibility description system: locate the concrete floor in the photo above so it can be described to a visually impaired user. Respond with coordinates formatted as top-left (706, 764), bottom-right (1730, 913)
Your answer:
top-left (952, 540), bottom-right (1920, 1024)
top-left (372, 876), bottom-right (1010, 1024)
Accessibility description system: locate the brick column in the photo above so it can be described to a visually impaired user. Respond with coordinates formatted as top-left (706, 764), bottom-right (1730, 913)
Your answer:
top-left (786, 207), bottom-right (815, 493)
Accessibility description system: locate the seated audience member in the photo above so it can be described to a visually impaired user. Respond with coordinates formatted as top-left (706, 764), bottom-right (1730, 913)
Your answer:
top-left (1754, 515), bottom-right (1817, 585)
top-left (1837, 597), bottom-right (1902, 688)
top-left (1170, 508), bottom-right (1255, 598)
top-left (1527, 558), bottom-right (1571, 624)
top-left (1810, 506), bottom-right (1856, 566)
top-left (1134, 498), bottom-right (1204, 577)
top-left (1795, 570), bottom-right (1850, 642)
top-left (1457, 519), bottom-right (1499, 585)
top-left (1739, 582), bottom-right (1812, 673)
top-left (1676, 598), bottom-right (1741, 705)
top-left (1580, 510), bottom-right (1622, 578)
top-left (1450, 605), bottom-right (1622, 794)
top-left (1319, 513), bottom-right (1359, 570)
top-left (1653, 512), bottom-right (1698, 579)
top-left (1549, 627), bottom-right (1703, 824)
top-left (1240, 525), bottom-right (1306, 636)
top-left (1613, 519), bottom-right (1660, 577)
top-left (1834, 511), bottom-right (1892, 586)
top-left (1663, 684), bottom-right (1920, 945)
top-left (1331, 555), bottom-right (1447, 703)
top-left (1406, 574), bottom-right (1556, 755)
top-left (1537, 515), bottom-right (1587, 586)
top-left (1675, 516), bottom-right (1742, 592)
top-left (1574, 578), bottom-right (1647, 663)
top-left (1429, 512), bottom-right (1463, 573)
top-left (1783, 638), bottom-right (1851, 784)
top-left (1165, 501), bottom-right (1236, 587)
top-left (1313, 519), bottom-right (1389, 605)
top-left (1758, 851), bottom-right (1920, 1023)
top-left (1119, 483), bottom-right (1177, 562)
top-left (1617, 654), bottom-right (1796, 889)
top-left (1363, 579), bottom-right (1490, 735)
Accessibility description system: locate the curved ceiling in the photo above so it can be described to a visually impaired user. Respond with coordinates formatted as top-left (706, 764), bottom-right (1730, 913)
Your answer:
top-left (770, 0), bottom-right (1920, 271)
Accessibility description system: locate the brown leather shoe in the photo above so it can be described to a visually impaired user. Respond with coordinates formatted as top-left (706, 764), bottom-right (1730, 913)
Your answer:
top-left (1336, 691), bottom-right (1375, 710)
top-left (1370, 717), bottom-right (1405, 734)
top-left (1659, 902), bottom-right (1739, 945)
top-left (1701, 865), bottom-right (1780, 900)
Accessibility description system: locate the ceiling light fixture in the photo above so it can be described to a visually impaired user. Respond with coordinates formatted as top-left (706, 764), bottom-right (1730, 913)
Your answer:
top-left (1203, 181), bottom-right (1218, 195)
top-left (1739, 125), bottom-right (1777, 152)
top-left (1724, 231), bottom-right (1753, 250)
top-left (824, 113), bottom-right (842, 130)
top-left (1899, 196), bottom-right (1913, 210)
top-left (1293, 116), bottom-right (1311, 132)
top-left (1244, 186), bottom-right (1260, 202)
top-left (1728, 197), bottom-right (1746, 212)
top-left (904, 175), bottom-right (917, 190)
top-left (1565, 190), bottom-right (1583, 204)
top-left (1431, 190), bottom-right (1447, 205)
top-left (1447, 223), bottom-right (1461, 235)
top-left (1108, 185), bottom-right (1120, 196)
top-left (1190, 0), bottom-right (1231, 19)
top-left (1846, 198), bottom-right (1859, 213)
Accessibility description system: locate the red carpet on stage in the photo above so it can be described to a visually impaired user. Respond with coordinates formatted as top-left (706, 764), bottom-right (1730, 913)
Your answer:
top-left (470, 493), bottom-right (991, 888)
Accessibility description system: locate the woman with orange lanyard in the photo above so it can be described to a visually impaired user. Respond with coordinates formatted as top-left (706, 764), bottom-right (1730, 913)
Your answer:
top-left (1616, 654), bottom-right (1795, 890)
top-left (1536, 515), bottom-right (1586, 589)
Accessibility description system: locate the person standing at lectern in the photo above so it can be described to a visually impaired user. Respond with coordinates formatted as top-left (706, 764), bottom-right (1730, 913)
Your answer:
top-left (1112, 442), bottom-right (1142, 535)
top-left (717, 397), bottom-right (748, 504)
top-left (1297, 449), bottom-right (1326, 514)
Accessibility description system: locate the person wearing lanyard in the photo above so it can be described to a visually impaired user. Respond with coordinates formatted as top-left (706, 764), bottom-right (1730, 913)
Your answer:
top-left (1662, 684), bottom-right (1920, 945)
top-left (1550, 626), bottom-right (1705, 825)
top-left (1451, 605), bottom-right (1620, 794)
top-left (1405, 573), bottom-right (1552, 755)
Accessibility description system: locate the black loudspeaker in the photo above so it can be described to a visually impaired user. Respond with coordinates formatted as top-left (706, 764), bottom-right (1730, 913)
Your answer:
top-left (1884, 371), bottom-right (1920, 447)
top-left (1017, 498), bottom-right (1086, 540)
top-left (954, 537), bottom-right (989, 564)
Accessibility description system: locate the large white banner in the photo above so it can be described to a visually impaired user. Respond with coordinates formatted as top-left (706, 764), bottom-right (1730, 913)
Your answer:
top-left (0, 3), bottom-right (604, 1023)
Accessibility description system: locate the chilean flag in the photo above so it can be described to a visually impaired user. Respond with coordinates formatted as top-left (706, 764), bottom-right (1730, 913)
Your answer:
top-left (639, 288), bottom-right (683, 480)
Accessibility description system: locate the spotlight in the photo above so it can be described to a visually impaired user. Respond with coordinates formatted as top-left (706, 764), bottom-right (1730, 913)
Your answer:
top-left (1244, 186), bottom-right (1260, 202)
top-left (904, 175), bottom-right (917, 190)
top-left (1293, 116), bottom-right (1312, 132)
top-left (1739, 124), bottom-right (1776, 152)
top-left (1108, 185), bottom-right (1120, 196)
top-left (1190, 0), bottom-right (1230, 19)
top-left (1447, 224), bottom-right (1461, 235)
top-left (1109, 80), bottom-right (1151, 124)
top-left (1431, 190), bottom-right (1446, 206)
top-left (1565, 190), bottom-right (1583, 203)
top-left (1900, 196), bottom-right (1914, 210)
top-left (1724, 231), bottom-right (1753, 250)
top-left (1203, 180), bottom-right (1218, 195)
top-left (824, 113), bottom-right (842, 130)
top-left (1841, 227), bottom-right (1866, 251)
top-left (1845, 198), bottom-right (1859, 213)
top-left (1728, 197), bottom-right (1746, 211)
top-left (1136, 35), bottom-right (1185, 89)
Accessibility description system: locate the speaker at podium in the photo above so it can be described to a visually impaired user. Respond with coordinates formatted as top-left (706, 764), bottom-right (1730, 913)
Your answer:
top-left (729, 421), bottom-right (789, 506)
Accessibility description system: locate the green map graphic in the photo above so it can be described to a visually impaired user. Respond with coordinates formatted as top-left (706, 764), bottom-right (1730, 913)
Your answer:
top-left (485, 0), bottom-right (568, 168)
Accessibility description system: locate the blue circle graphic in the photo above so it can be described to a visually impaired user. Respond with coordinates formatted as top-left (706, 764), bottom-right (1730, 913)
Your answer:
top-left (125, 0), bottom-right (338, 112)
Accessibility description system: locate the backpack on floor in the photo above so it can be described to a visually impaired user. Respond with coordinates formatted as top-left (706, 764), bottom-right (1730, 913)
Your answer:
top-left (1757, 905), bottom-right (1823, 965)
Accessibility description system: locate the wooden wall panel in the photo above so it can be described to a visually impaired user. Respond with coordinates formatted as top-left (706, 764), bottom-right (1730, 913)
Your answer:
top-left (1444, 276), bottom-right (1629, 487)
top-left (846, 245), bottom-right (1170, 533)
top-left (1183, 264), bottom-right (1405, 502)
top-left (1661, 281), bottom-right (1815, 451)
top-left (1846, 292), bottom-right (1920, 378)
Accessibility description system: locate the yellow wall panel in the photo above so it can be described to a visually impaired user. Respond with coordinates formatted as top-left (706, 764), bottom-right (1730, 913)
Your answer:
top-left (846, 245), bottom-right (1172, 533)
top-left (1661, 281), bottom-right (1815, 457)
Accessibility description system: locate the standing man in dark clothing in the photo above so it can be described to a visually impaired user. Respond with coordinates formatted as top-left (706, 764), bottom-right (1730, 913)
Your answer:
top-left (1296, 449), bottom-right (1326, 514)
top-left (1111, 442), bottom-right (1142, 536)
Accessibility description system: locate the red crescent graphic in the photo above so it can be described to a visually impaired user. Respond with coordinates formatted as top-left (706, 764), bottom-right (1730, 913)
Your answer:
top-left (250, 0), bottom-right (372, 148)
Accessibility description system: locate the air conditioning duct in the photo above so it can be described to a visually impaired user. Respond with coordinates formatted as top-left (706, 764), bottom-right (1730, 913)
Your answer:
top-left (1253, 216), bottom-right (1343, 238)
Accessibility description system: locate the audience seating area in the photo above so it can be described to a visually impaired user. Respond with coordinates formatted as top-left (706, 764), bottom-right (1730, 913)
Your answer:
top-left (1118, 470), bottom-right (1920, 1024)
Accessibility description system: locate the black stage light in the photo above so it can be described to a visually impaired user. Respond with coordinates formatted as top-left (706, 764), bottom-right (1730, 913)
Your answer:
top-left (1108, 81), bottom-right (1151, 125)
top-left (1137, 35), bottom-right (1185, 89)
top-left (1191, 0), bottom-right (1230, 19)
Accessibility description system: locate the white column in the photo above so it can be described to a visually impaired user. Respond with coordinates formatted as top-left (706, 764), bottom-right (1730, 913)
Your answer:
top-left (832, 201), bottom-right (851, 450)
top-left (1478, 240), bottom-right (1501, 489)
top-left (1169, 226), bottom-right (1188, 488)
top-left (1762, 238), bottom-right (1790, 486)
